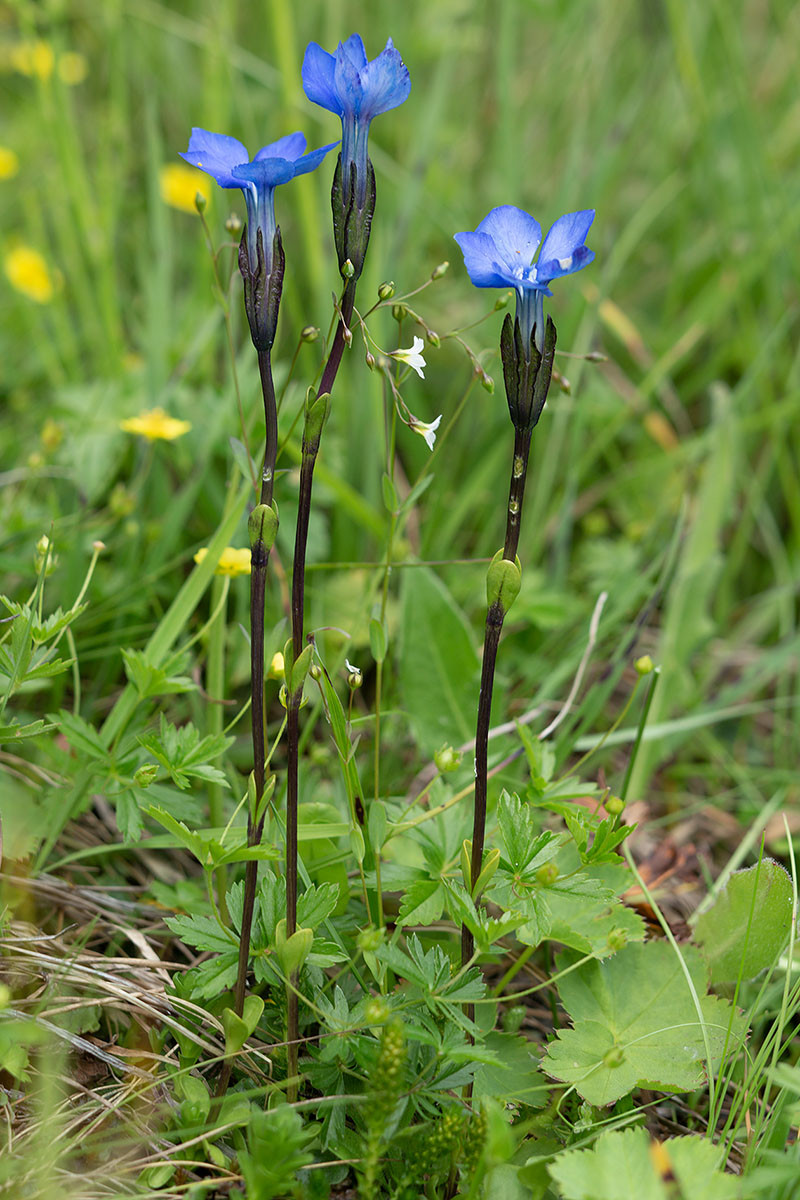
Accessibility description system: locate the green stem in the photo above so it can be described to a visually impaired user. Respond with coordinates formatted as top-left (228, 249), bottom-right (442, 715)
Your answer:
top-left (207, 574), bottom-right (231, 921)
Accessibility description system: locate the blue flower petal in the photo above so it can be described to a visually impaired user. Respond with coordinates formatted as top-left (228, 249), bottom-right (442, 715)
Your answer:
top-left (359, 38), bottom-right (411, 120)
top-left (333, 47), bottom-right (365, 115)
top-left (233, 158), bottom-right (297, 189)
top-left (537, 244), bottom-right (595, 284)
top-left (255, 132), bottom-right (307, 163)
top-left (180, 128), bottom-right (250, 188)
top-left (338, 33), bottom-right (368, 70)
top-left (454, 231), bottom-right (515, 289)
top-left (301, 42), bottom-right (341, 114)
top-left (290, 140), bottom-right (339, 178)
top-left (536, 210), bottom-right (595, 278)
top-left (476, 206), bottom-right (542, 273)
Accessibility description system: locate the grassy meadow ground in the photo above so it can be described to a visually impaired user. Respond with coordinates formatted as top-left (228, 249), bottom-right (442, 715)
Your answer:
top-left (2, 0), bottom-right (800, 1195)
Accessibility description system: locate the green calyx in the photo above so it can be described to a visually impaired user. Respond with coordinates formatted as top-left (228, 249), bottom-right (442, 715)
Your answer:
top-left (486, 549), bottom-right (522, 613)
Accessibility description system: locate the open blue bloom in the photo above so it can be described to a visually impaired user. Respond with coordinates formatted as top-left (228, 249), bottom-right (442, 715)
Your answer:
top-left (301, 34), bottom-right (410, 205)
top-left (454, 206), bottom-right (595, 352)
top-left (181, 129), bottom-right (337, 273)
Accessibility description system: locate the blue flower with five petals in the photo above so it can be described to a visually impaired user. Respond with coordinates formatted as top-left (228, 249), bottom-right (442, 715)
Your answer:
top-left (181, 129), bottom-right (337, 274)
top-left (455, 206), bottom-right (595, 353)
top-left (302, 34), bottom-right (410, 206)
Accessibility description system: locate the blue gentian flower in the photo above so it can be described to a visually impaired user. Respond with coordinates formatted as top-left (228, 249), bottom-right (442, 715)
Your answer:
top-left (181, 129), bottom-right (337, 274)
top-left (301, 34), bottom-right (410, 206)
top-left (454, 205), bottom-right (595, 352)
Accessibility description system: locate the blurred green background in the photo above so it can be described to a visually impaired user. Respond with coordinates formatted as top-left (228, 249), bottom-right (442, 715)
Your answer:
top-left (2, 0), bottom-right (799, 827)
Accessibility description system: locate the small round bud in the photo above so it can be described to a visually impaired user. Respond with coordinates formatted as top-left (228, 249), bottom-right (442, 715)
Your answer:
top-left (268, 652), bottom-right (284, 681)
top-left (341, 258), bottom-right (355, 279)
top-left (480, 371), bottom-right (495, 394)
top-left (92, 540), bottom-right (106, 553)
top-left (364, 996), bottom-right (391, 1024)
top-left (502, 1005), bottom-right (526, 1034)
top-left (494, 291), bottom-right (512, 311)
top-left (343, 325), bottom-right (353, 347)
top-left (345, 659), bottom-right (362, 690)
top-left (300, 325), bottom-right (319, 343)
top-left (606, 927), bottom-right (628, 952)
top-left (431, 261), bottom-right (449, 279)
top-left (605, 795), bottom-right (625, 816)
top-left (635, 654), bottom-right (655, 676)
top-left (602, 1047), bottom-right (626, 1069)
top-left (586, 350), bottom-right (608, 363)
top-left (378, 280), bottom-right (395, 301)
top-left (134, 763), bottom-right (158, 788)
top-left (536, 862), bottom-right (559, 887)
top-left (225, 212), bottom-right (242, 235)
top-left (426, 328), bottom-right (440, 348)
top-left (365, 351), bottom-right (376, 370)
top-left (194, 191), bottom-right (207, 214)
top-left (36, 534), bottom-right (51, 556)
top-left (357, 926), bottom-right (384, 954)
top-left (391, 303), bottom-right (408, 322)
top-left (434, 744), bottom-right (461, 773)
top-left (41, 418), bottom-right (63, 451)
top-left (309, 663), bottom-right (322, 681)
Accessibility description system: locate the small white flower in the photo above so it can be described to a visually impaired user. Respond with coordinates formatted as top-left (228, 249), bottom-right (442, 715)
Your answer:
top-left (391, 335), bottom-right (426, 378)
top-left (409, 413), bottom-right (442, 452)
top-left (345, 658), bottom-right (359, 674)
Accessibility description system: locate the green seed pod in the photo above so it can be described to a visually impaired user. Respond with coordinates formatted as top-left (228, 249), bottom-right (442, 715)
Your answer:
top-left (480, 371), bottom-right (495, 393)
top-left (635, 654), bottom-right (655, 675)
top-left (225, 212), bottom-right (243, 235)
top-left (392, 302), bottom-right (408, 322)
top-left (341, 257), bottom-right (355, 279)
top-left (605, 794), bottom-right (625, 815)
top-left (431, 261), bottom-right (449, 279)
top-left (426, 328), bottom-right (441, 347)
top-left (300, 324), bottom-right (319, 342)
top-left (377, 280), bottom-right (395, 300)
top-left (434, 744), bottom-right (462, 773)
top-left (486, 549), bottom-right (522, 613)
top-left (193, 191), bottom-right (207, 214)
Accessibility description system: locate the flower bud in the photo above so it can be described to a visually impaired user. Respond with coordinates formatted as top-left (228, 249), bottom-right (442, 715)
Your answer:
top-left (341, 258), bottom-right (355, 279)
top-left (378, 280), bottom-right (395, 301)
top-left (392, 303), bottom-right (408, 322)
top-left (365, 351), bottom-right (376, 370)
top-left (343, 325), bottom-right (353, 347)
top-left (605, 795), bottom-right (625, 816)
top-left (431, 261), bottom-right (449, 279)
top-left (358, 927), bottom-right (384, 955)
top-left (606, 927), bottom-right (628, 952)
top-left (554, 369), bottom-right (571, 395)
top-left (364, 995), bottom-right (390, 1023)
top-left (434, 744), bottom-right (462, 773)
top-left (480, 371), bottom-right (495, 394)
top-left (268, 652), bottom-right (284, 681)
top-left (635, 654), bottom-right (654, 676)
top-left (502, 1005), bottom-right (526, 1034)
top-left (301, 324), bottom-right (319, 342)
top-left (92, 540), bottom-right (106, 553)
top-left (536, 862), bottom-right (559, 887)
top-left (133, 764), bottom-right (158, 788)
top-left (225, 212), bottom-right (242, 235)
top-left (248, 502), bottom-right (279, 555)
top-left (426, 328), bottom-right (440, 348)
top-left (194, 191), bottom-right (207, 214)
top-left (494, 291), bottom-right (512, 311)
top-left (486, 550), bottom-right (522, 614)
top-left (345, 658), bottom-right (363, 689)
top-left (586, 350), bottom-right (608, 363)
top-left (309, 663), bottom-right (322, 681)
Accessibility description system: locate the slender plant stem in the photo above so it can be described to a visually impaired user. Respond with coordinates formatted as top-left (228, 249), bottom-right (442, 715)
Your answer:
top-left (207, 574), bottom-right (231, 920)
top-left (284, 280), bottom-right (357, 1099)
top-left (462, 424), bottom-right (533, 975)
top-left (226, 349), bottom-right (278, 1047)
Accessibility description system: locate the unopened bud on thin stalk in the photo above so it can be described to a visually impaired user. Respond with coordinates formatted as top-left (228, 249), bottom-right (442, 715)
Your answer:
top-left (378, 280), bottom-right (395, 300)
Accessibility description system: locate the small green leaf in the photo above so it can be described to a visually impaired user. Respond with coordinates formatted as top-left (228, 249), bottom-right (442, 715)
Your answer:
top-left (694, 858), bottom-right (794, 984)
top-left (369, 617), bottom-right (387, 663)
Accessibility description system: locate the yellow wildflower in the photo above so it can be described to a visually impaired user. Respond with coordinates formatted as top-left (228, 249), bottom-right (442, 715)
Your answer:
top-left (159, 164), bottom-right (211, 215)
top-left (193, 547), bottom-right (251, 577)
top-left (57, 51), bottom-right (88, 85)
top-left (268, 652), bottom-right (285, 680)
top-left (4, 245), bottom-right (56, 303)
top-left (0, 147), bottom-right (19, 180)
top-left (119, 408), bottom-right (191, 441)
top-left (11, 40), bottom-right (55, 80)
